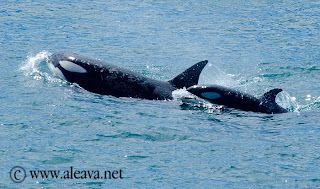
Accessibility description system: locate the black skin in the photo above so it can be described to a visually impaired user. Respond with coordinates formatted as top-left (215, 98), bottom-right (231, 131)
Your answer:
top-left (187, 84), bottom-right (288, 114)
top-left (48, 52), bottom-right (208, 100)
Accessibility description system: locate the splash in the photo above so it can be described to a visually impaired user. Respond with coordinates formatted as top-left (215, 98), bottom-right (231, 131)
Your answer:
top-left (19, 51), bottom-right (64, 84)
top-left (198, 63), bottom-right (239, 87)
top-left (20, 51), bottom-right (51, 77)
top-left (172, 63), bottom-right (237, 101)
top-left (276, 91), bottom-right (300, 112)
top-left (172, 88), bottom-right (193, 100)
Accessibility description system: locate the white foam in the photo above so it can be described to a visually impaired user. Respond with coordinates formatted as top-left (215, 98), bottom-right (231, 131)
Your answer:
top-left (20, 51), bottom-right (51, 75)
top-left (172, 88), bottom-right (193, 100)
top-left (20, 51), bottom-right (66, 84)
top-left (59, 60), bottom-right (87, 73)
top-left (276, 91), bottom-right (300, 112)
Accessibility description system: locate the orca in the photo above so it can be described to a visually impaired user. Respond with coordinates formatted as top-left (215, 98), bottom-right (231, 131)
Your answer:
top-left (47, 52), bottom-right (208, 100)
top-left (187, 84), bottom-right (288, 114)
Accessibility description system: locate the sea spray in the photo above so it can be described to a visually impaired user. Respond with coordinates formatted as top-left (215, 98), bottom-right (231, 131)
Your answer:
top-left (20, 51), bottom-right (51, 76)
top-left (20, 51), bottom-right (65, 84)
top-left (276, 91), bottom-right (300, 112)
top-left (198, 63), bottom-right (238, 87)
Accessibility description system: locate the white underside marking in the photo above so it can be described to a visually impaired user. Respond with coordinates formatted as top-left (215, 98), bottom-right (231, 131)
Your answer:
top-left (59, 60), bottom-right (87, 73)
top-left (201, 92), bottom-right (221, 100)
top-left (48, 63), bottom-right (66, 80)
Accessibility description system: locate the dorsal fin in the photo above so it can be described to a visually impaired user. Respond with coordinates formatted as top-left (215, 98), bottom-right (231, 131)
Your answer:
top-left (261, 88), bottom-right (283, 103)
top-left (168, 60), bottom-right (208, 89)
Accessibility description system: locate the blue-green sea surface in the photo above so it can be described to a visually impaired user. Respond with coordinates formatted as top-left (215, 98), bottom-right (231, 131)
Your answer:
top-left (1, 0), bottom-right (320, 188)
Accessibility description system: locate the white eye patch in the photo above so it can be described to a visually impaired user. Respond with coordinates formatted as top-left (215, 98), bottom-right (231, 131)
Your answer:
top-left (59, 60), bottom-right (87, 73)
top-left (201, 92), bottom-right (221, 100)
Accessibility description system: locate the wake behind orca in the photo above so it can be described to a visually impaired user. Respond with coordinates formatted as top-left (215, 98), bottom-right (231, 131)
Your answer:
top-left (187, 84), bottom-right (288, 114)
top-left (47, 52), bottom-right (208, 100)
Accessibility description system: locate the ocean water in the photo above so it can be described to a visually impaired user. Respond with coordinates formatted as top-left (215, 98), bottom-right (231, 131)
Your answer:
top-left (1, 0), bottom-right (320, 188)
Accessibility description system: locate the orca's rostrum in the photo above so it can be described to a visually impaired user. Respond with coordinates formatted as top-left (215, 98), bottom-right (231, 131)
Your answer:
top-left (48, 52), bottom-right (208, 100)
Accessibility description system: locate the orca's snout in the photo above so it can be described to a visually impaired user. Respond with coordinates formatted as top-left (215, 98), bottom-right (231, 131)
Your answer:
top-left (47, 53), bottom-right (67, 79)
top-left (47, 53), bottom-right (59, 67)
top-left (48, 53), bottom-right (88, 77)
top-left (186, 85), bottom-right (197, 95)
top-left (187, 85), bottom-right (206, 96)
top-left (47, 52), bottom-right (74, 67)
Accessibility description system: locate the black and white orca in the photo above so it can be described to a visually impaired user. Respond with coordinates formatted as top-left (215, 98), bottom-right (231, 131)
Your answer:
top-left (47, 52), bottom-right (208, 100)
top-left (187, 84), bottom-right (288, 114)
